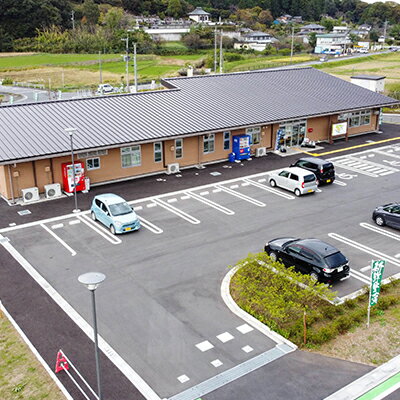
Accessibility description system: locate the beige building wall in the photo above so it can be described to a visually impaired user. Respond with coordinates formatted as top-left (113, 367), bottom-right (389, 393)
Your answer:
top-left (0, 166), bottom-right (10, 199)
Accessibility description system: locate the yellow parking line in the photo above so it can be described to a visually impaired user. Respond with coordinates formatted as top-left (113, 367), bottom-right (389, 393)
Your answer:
top-left (302, 136), bottom-right (400, 157)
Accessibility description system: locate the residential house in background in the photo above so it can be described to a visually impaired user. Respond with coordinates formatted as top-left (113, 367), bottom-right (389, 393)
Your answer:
top-left (297, 24), bottom-right (325, 43)
top-left (188, 7), bottom-right (210, 24)
top-left (332, 26), bottom-right (349, 34)
top-left (234, 31), bottom-right (278, 51)
top-left (315, 33), bottom-right (351, 54)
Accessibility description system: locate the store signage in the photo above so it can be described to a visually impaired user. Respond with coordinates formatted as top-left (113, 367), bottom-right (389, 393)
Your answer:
top-left (332, 122), bottom-right (347, 136)
top-left (369, 260), bottom-right (385, 307)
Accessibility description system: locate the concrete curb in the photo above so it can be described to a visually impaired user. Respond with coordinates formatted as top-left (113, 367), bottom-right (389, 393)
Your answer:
top-left (220, 265), bottom-right (297, 350)
top-left (324, 354), bottom-right (400, 400)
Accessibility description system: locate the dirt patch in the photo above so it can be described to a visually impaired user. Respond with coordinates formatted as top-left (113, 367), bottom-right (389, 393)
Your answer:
top-left (158, 57), bottom-right (189, 66)
top-left (0, 52), bottom-right (37, 57)
top-left (0, 67), bottom-right (121, 88)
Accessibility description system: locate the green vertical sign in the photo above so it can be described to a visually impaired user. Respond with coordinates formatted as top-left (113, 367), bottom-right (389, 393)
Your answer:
top-left (369, 260), bottom-right (385, 307)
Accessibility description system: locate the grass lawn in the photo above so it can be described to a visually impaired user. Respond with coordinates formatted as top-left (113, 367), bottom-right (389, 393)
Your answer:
top-left (0, 308), bottom-right (63, 400)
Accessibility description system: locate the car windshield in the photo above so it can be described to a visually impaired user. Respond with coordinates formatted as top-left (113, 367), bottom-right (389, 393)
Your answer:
top-left (304, 174), bottom-right (315, 183)
top-left (109, 202), bottom-right (132, 216)
top-left (324, 252), bottom-right (347, 268)
top-left (322, 163), bottom-right (334, 171)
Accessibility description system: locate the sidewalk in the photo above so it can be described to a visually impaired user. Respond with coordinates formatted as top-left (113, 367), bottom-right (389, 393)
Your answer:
top-left (325, 355), bottom-right (400, 400)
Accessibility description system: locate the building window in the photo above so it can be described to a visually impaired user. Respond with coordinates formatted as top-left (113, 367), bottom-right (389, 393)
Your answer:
top-left (154, 142), bottom-right (162, 163)
top-left (121, 145), bottom-right (141, 168)
top-left (246, 127), bottom-right (261, 144)
top-left (175, 139), bottom-right (183, 159)
top-left (349, 110), bottom-right (371, 127)
top-left (203, 134), bottom-right (215, 154)
top-left (223, 131), bottom-right (231, 150)
top-left (86, 157), bottom-right (100, 170)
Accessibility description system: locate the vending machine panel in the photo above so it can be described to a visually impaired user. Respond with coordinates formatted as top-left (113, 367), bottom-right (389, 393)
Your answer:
top-left (232, 135), bottom-right (251, 160)
top-left (62, 161), bottom-right (86, 193)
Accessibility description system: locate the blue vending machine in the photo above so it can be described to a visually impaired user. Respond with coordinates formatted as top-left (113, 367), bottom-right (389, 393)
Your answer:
top-left (232, 135), bottom-right (251, 160)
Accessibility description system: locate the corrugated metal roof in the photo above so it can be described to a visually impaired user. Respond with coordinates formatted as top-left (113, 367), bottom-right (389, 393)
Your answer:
top-left (0, 67), bottom-right (397, 163)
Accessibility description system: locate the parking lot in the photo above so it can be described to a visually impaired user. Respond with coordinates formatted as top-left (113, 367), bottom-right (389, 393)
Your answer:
top-left (1, 142), bottom-right (400, 400)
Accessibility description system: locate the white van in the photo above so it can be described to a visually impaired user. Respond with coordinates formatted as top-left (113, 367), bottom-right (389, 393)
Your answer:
top-left (96, 84), bottom-right (114, 94)
top-left (268, 167), bottom-right (318, 196)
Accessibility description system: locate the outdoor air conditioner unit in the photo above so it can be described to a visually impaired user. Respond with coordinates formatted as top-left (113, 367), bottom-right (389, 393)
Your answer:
top-left (44, 183), bottom-right (62, 199)
top-left (255, 147), bottom-right (267, 157)
top-left (21, 187), bottom-right (40, 203)
top-left (166, 163), bottom-right (180, 174)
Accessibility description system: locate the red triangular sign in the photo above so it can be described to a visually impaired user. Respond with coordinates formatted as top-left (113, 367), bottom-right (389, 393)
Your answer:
top-left (55, 350), bottom-right (69, 373)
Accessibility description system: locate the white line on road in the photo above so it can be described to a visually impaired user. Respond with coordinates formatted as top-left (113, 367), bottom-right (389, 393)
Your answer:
top-left (244, 178), bottom-right (295, 200)
top-left (333, 180), bottom-right (347, 186)
top-left (186, 191), bottom-right (235, 215)
top-left (350, 269), bottom-right (371, 284)
top-left (258, 178), bottom-right (267, 183)
top-left (167, 198), bottom-right (177, 203)
top-left (360, 222), bottom-right (400, 242)
top-left (137, 216), bottom-right (163, 234)
top-left (77, 215), bottom-right (122, 244)
top-left (69, 220), bottom-right (80, 225)
top-left (134, 206), bottom-right (143, 211)
top-left (51, 223), bottom-right (64, 229)
top-left (147, 203), bottom-right (157, 208)
top-left (360, 265), bottom-right (371, 272)
top-left (212, 188), bottom-right (222, 193)
top-left (0, 235), bottom-right (161, 400)
top-left (40, 223), bottom-right (76, 256)
top-left (230, 184), bottom-right (239, 189)
top-left (215, 185), bottom-right (266, 207)
top-left (152, 199), bottom-right (200, 224)
top-left (180, 195), bottom-right (190, 200)
top-left (200, 191), bottom-right (209, 196)
top-left (328, 232), bottom-right (400, 267)
top-left (396, 253), bottom-right (400, 258)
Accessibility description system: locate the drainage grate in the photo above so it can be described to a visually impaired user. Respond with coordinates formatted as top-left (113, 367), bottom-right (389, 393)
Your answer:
top-left (168, 344), bottom-right (294, 400)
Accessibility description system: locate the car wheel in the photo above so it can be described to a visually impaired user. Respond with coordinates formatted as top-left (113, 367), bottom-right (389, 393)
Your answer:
top-left (91, 211), bottom-right (96, 221)
top-left (310, 271), bottom-right (319, 282)
top-left (375, 216), bottom-right (385, 226)
top-left (270, 179), bottom-right (276, 187)
top-left (294, 188), bottom-right (301, 197)
top-left (269, 251), bottom-right (277, 262)
top-left (110, 224), bottom-right (116, 235)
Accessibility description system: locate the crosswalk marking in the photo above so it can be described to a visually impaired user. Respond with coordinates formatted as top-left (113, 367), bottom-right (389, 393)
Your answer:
top-left (330, 155), bottom-right (397, 177)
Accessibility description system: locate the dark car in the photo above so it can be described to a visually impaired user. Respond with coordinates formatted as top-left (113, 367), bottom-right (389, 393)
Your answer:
top-left (264, 237), bottom-right (350, 283)
top-left (373, 203), bottom-right (400, 229)
top-left (290, 157), bottom-right (335, 185)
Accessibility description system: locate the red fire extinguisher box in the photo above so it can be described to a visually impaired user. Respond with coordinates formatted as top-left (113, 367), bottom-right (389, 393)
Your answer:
top-left (62, 161), bottom-right (86, 193)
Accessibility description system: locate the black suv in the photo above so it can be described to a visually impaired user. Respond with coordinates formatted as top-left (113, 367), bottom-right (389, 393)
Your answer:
top-left (291, 157), bottom-right (335, 185)
top-left (264, 237), bottom-right (350, 283)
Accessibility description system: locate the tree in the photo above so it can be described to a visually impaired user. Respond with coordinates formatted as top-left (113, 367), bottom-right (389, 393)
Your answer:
top-left (82, 0), bottom-right (100, 26)
top-left (166, 0), bottom-right (184, 18)
top-left (369, 30), bottom-right (379, 43)
top-left (308, 32), bottom-right (317, 50)
top-left (103, 7), bottom-right (124, 31)
top-left (258, 9), bottom-right (273, 25)
top-left (390, 24), bottom-right (400, 41)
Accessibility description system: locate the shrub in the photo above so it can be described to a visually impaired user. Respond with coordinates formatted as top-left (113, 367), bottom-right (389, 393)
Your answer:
top-left (223, 52), bottom-right (244, 62)
top-left (1, 77), bottom-right (13, 85)
top-left (278, 48), bottom-right (291, 55)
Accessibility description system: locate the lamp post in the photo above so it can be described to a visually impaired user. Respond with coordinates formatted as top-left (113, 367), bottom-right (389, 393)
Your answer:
top-left (65, 127), bottom-right (80, 213)
top-left (121, 37), bottom-right (129, 92)
top-left (78, 272), bottom-right (106, 400)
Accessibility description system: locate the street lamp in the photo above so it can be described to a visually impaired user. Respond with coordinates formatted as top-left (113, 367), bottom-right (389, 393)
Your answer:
top-left (65, 127), bottom-right (80, 213)
top-left (78, 272), bottom-right (106, 400)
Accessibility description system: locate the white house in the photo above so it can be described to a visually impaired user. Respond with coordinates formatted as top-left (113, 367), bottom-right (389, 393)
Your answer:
top-left (144, 26), bottom-right (190, 41)
top-left (188, 7), bottom-right (210, 23)
top-left (234, 31), bottom-right (278, 51)
top-left (333, 26), bottom-right (349, 34)
top-left (315, 33), bottom-right (351, 54)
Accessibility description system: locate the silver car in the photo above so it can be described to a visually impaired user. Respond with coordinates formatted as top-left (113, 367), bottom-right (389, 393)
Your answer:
top-left (269, 167), bottom-right (318, 196)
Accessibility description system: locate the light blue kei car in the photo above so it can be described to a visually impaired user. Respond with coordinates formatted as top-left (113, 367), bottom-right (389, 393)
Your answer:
top-left (90, 193), bottom-right (140, 235)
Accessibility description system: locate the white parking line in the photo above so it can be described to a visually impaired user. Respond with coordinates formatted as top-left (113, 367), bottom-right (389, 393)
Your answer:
top-left (258, 178), bottom-right (267, 183)
top-left (333, 180), bottom-right (347, 186)
top-left (244, 178), bottom-right (295, 200)
top-left (360, 265), bottom-right (371, 272)
top-left (152, 199), bottom-right (200, 224)
top-left (360, 222), bottom-right (400, 242)
top-left (180, 195), bottom-right (190, 200)
top-left (77, 215), bottom-right (122, 245)
top-left (134, 206), bottom-right (143, 211)
top-left (241, 182), bottom-right (250, 187)
top-left (373, 149), bottom-right (400, 159)
top-left (137, 216), bottom-right (163, 234)
top-left (185, 191), bottom-right (235, 215)
top-left (200, 191), bottom-right (209, 196)
top-left (147, 203), bottom-right (157, 208)
top-left (51, 223), bottom-right (64, 229)
top-left (69, 220), bottom-right (80, 225)
top-left (215, 184), bottom-right (266, 207)
top-left (350, 269), bottom-right (371, 284)
top-left (212, 188), bottom-right (222, 193)
top-left (328, 232), bottom-right (400, 267)
top-left (167, 198), bottom-right (177, 203)
top-left (230, 184), bottom-right (239, 189)
top-left (40, 224), bottom-right (76, 256)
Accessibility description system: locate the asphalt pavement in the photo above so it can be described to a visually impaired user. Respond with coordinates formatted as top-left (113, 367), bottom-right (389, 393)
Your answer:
top-left (0, 123), bottom-right (400, 400)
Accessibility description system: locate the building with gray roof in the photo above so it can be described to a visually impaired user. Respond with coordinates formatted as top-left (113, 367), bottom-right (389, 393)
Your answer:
top-left (0, 67), bottom-right (397, 202)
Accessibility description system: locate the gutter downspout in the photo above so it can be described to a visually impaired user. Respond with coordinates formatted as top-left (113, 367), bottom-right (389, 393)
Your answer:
top-left (7, 164), bottom-right (15, 205)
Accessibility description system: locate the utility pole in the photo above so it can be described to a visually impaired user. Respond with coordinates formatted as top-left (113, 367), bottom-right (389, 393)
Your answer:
top-left (290, 26), bottom-right (295, 64)
top-left (121, 37), bottom-right (129, 92)
top-left (214, 26), bottom-right (217, 74)
top-left (219, 29), bottom-right (223, 73)
top-left (383, 20), bottom-right (388, 46)
top-left (133, 42), bottom-right (138, 93)
top-left (99, 51), bottom-right (102, 84)
top-left (71, 10), bottom-right (75, 30)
